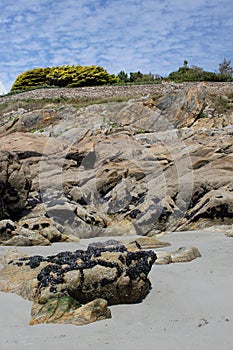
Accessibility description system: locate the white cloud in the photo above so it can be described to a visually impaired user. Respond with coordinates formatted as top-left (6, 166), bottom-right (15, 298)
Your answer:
top-left (0, 0), bottom-right (232, 91)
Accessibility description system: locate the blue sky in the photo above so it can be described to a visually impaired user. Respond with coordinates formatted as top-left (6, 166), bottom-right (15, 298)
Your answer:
top-left (0, 0), bottom-right (232, 92)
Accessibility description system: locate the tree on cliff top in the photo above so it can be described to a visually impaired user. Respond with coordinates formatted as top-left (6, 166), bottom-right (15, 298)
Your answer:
top-left (11, 65), bottom-right (119, 92)
top-left (218, 59), bottom-right (233, 78)
top-left (167, 60), bottom-right (233, 83)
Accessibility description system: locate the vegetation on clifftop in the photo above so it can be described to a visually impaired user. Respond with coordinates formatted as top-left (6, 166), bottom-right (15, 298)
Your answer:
top-left (10, 59), bottom-right (233, 93)
top-left (167, 60), bottom-right (233, 83)
top-left (11, 65), bottom-right (119, 92)
top-left (117, 59), bottom-right (233, 84)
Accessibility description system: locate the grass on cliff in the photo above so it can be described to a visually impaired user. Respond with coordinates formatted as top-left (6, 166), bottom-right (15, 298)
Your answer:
top-left (0, 95), bottom-right (138, 115)
top-left (1, 90), bottom-right (233, 117)
top-left (209, 93), bottom-right (233, 114)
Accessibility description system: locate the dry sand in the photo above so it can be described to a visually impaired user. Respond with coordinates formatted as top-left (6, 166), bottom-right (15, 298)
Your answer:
top-left (0, 230), bottom-right (233, 350)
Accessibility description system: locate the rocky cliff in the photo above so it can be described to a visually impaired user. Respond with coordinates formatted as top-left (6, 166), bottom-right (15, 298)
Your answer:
top-left (0, 82), bottom-right (232, 243)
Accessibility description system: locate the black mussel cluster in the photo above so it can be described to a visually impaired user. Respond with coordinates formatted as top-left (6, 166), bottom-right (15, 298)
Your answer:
top-left (8, 242), bottom-right (156, 296)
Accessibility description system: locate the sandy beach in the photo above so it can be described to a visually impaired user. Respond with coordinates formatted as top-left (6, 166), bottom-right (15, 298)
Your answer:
top-left (0, 230), bottom-right (233, 350)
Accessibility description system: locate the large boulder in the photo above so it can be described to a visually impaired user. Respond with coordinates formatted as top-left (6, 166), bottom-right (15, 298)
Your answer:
top-left (0, 242), bottom-right (156, 325)
top-left (0, 242), bottom-right (156, 305)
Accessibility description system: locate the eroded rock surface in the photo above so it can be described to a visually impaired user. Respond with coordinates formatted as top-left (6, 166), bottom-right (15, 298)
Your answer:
top-left (0, 151), bottom-right (31, 220)
top-left (0, 219), bottom-right (79, 246)
top-left (0, 83), bottom-right (233, 240)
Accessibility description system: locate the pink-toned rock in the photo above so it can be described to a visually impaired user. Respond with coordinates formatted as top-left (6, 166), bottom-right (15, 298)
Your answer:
top-left (0, 131), bottom-right (66, 156)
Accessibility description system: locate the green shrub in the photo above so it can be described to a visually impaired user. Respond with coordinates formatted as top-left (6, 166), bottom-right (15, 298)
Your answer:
top-left (11, 68), bottom-right (51, 91)
top-left (167, 62), bottom-right (233, 83)
top-left (67, 65), bottom-right (119, 87)
top-left (11, 65), bottom-right (119, 92)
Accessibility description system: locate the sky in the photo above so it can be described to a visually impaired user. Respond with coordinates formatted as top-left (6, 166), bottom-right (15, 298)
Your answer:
top-left (0, 0), bottom-right (232, 92)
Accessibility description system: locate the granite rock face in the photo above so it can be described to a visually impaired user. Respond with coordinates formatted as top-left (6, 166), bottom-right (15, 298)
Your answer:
top-left (0, 83), bottom-right (233, 240)
top-left (0, 151), bottom-right (31, 220)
